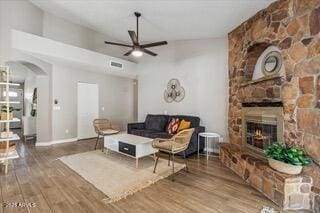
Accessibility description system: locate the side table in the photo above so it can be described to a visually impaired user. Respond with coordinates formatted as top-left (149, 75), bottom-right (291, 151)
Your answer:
top-left (198, 132), bottom-right (222, 160)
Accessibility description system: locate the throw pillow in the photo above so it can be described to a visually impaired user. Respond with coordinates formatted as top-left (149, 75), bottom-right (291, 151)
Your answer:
top-left (166, 118), bottom-right (180, 134)
top-left (178, 119), bottom-right (191, 132)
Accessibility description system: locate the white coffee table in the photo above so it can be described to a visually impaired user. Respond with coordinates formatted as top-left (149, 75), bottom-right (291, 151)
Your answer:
top-left (104, 133), bottom-right (158, 168)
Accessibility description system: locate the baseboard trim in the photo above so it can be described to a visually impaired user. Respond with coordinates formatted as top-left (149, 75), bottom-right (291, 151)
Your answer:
top-left (36, 138), bottom-right (78, 146)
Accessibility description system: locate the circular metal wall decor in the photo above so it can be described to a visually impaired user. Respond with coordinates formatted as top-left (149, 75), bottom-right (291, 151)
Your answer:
top-left (164, 79), bottom-right (185, 103)
top-left (261, 51), bottom-right (282, 76)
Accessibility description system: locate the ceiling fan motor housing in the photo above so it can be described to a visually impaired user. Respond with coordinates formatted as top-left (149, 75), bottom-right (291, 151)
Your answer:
top-left (134, 12), bottom-right (141, 17)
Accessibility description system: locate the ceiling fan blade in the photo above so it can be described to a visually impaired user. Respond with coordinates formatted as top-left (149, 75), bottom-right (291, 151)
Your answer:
top-left (124, 49), bottom-right (134, 56)
top-left (141, 48), bottom-right (157, 56)
top-left (104, 41), bottom-right (132, 47)
top-left (141, 41), bottom-right (168, 48)
top-left (128, 31), bottom-right (138, 44)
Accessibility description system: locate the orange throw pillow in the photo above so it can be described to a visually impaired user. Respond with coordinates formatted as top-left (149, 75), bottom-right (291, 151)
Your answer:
top-left (178, 119), bottom-right (191, 132)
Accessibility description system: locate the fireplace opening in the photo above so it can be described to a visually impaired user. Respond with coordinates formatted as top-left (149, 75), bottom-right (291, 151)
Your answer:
top-left (246, 118), bottom-right (277, 150)
top-left (242, 103), bottom-right (283, 154)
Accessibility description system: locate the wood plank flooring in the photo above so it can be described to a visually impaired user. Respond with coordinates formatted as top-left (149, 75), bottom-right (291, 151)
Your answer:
top-left (0, 138), bottom-right (278, 213)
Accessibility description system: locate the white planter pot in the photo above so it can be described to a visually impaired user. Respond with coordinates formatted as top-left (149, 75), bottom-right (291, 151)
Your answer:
top-left (268, 158), bottom-right (303, 175)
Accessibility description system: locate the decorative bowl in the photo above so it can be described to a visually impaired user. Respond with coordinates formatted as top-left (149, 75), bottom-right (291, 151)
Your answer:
top-left (268, 158), bottom-right (302, 175)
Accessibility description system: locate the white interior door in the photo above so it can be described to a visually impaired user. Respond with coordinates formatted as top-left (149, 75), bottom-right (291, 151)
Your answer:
top-left (77, 82), bottom-right (98, 140)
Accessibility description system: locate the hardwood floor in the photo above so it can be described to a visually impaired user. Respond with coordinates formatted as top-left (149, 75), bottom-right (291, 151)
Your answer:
top-left (0, 138), bottom-right (278, 213)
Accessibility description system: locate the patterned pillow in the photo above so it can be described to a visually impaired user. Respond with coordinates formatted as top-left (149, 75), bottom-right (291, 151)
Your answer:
top-left (166, 118), bottom-right (180, 135)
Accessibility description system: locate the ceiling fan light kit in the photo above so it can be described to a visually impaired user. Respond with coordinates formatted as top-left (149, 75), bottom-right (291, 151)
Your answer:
top-left (104, 12), bottom-right (168, 57)
top-left (132, 49), bottom-right (143, 57)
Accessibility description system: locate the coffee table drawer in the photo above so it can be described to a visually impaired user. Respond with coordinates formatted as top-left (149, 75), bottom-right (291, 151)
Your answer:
top-left (119, 142), bottom-right (136, 157)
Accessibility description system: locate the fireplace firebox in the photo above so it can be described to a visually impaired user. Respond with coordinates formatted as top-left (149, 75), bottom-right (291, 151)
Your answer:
top-left (242, 102), bottom-right (283, 153)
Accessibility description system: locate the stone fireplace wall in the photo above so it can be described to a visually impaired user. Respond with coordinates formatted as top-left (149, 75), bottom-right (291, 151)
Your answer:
top-left (227, 0), bottom-right (320, 211)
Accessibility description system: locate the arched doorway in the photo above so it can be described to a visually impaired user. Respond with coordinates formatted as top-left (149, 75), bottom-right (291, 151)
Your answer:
top-left (4, 60), bottom-right (51, 144)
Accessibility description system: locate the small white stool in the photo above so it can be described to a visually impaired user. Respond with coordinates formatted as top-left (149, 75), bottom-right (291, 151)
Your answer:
top-left (198, 132), bottom-right (222, 160)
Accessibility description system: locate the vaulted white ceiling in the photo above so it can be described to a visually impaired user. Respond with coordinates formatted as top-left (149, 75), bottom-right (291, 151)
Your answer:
top-left (31, 0), bottom-right (274, 43)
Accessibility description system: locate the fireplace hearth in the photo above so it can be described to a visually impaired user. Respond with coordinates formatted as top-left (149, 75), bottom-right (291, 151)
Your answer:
top-left (242, 102), bottom-right (283, 154)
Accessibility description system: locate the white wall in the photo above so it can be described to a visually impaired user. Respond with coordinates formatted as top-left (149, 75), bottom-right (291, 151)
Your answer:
top-left (0, 0), bottom-right (53, 143)
top-left (0, 0), bottom-right (43, 64)
top-left (138, 38), bottom-right (229, 140)
top-left (1, 1), bottom-right (229, 145)
top-left (51, 64), bottom-right (135, 141)
top-left (1, 1), bottom-right (137, 145)
top-left (43, 12), bottom-right (93, 51)
top-left (42, 12), bottom-right (133, 62)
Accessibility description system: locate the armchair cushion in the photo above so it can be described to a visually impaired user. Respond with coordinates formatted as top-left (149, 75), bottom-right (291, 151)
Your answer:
top-left (100, 129), bottom-right (119, 135)
top-left (153, 128), bottom-right (194, 153)
top-left (153, 140), bottom-right (187, 152)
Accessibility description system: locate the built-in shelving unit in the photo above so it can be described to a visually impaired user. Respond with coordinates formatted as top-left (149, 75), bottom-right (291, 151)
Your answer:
top-left (0, 65), bottom-right (20, 174)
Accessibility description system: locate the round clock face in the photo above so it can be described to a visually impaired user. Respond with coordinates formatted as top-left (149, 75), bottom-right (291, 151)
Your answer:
top-left (262, 51), bottom-right (282, 76)
top-left (265, 56), bottom-right (278, 72)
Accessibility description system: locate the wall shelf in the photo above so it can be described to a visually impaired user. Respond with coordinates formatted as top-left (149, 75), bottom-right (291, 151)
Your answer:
top-left (0, 118), bottom-right (20, 123)
top-left (0, 150), bottom-right (19, 161)
top-left (0, 82), bottom-right (20, 86)
top-left (0, 101), bottom-right (20, 104)
top-left (240, 74), bottom-right (283, 87)
top-left (0, 134), bottom-right (20, 142)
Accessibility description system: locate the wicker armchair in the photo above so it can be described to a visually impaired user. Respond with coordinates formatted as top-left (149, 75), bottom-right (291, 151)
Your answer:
top-left (93, 119), bottom-right (120, 150)
top-left (152, 128), bottom-right (194, 181)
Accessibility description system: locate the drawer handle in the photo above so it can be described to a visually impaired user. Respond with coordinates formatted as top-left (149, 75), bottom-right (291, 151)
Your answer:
top-left (124, 148), bottom-right (129, 150)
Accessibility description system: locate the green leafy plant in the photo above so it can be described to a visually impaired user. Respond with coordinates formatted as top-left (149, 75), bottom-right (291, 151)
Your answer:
top-left (1, 105), bottom-right (20, 113)
top-left (265, 142), bottom-right (311, 166)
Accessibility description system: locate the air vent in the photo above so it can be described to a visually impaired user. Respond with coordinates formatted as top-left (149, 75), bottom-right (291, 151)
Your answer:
top-left (109, 61), bottom-right (123, 69)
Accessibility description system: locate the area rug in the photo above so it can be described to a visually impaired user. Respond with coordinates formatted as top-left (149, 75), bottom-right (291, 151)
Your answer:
top-left (59, 150), bottom-right (185, 203)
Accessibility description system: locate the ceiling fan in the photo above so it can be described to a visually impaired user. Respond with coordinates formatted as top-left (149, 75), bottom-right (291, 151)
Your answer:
top-left (104, 12), bottom-right (168, 57)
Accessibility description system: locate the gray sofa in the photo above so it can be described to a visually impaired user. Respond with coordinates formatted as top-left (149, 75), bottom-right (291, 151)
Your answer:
top-left (127, 114), bottom-right (205, 156)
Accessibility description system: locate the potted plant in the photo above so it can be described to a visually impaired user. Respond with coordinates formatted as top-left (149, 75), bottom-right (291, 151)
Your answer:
top-left (0, 106), bottom-right (20, 120)
top-left (265, 142), bottom-right (311, 175)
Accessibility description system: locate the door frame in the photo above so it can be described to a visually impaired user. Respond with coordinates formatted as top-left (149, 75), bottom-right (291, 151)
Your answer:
top-left (77, 82), bottom-right (99, 140)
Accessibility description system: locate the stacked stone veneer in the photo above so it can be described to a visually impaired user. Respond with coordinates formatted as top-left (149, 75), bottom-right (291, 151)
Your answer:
top-left (221, 144), bottom-right (313, 210)
top-left (226, 0), bottom-right (320, 212)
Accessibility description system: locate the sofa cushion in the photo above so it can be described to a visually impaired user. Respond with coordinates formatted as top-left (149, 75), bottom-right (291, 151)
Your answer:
top-left (130, 130), bottom-right (171, 139)
top-left (130, 130), bottom-right (156, 137)
top-left (145, 114), bottom-right (169, 132)
top-left (170, 115), bottom-right (200, 127)
top-left (150, 132), bottom-right (172, 139)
